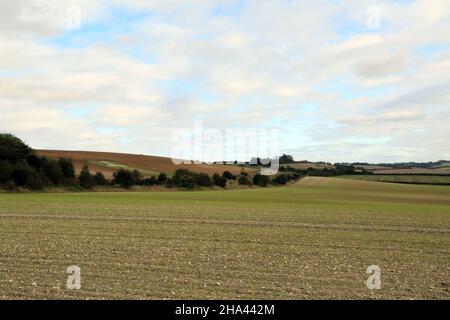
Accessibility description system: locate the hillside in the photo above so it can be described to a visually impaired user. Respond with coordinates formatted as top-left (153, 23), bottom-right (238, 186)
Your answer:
top-left (37, 150), bottom-right (251, 178)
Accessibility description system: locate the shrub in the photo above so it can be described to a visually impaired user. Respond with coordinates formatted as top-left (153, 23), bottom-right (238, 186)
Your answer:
top-left (157, 173), bottom-right (168, 185)
top-left (143, 176), bottom-right (157, 186)
top-left (253, 174), bottom-right (269, 187)
top-left (238, 175), bottom-right (251, 186)
top-left (212, 173), bottom-right (227, 188)
top-left (79, 165), bottom-right (95, 189)
top-left (273, 174), bottom-right (287, 185)
top-left (26, 173), bottom-right (45, 190)
top-left (41, 158), bottom-right (64, 186)
top-left (0, 133), bottom-right (32, 163)
top-left (58, 158), bottom-right (75, 179)
top-left (94, 172), bottom-right (108, 186)
top-left (222, 171), bottom-right (236, 180)
top-left (0, 160), bottom-right (13, 183)
top-left (195, 173), bottom-right (213, 187)
top-left (11, 162), bottom-right (33, 186)
top-left (113, 169), bottom-right (134, 189)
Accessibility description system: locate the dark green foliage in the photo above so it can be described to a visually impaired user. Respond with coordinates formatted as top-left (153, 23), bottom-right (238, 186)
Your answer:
top-left (25, 173), bottom-right (45, 190)
top-left (58, 157), bottom-right (76, 179)
top-left (94, 172), bottom-right (108, 186)
top-left (222, 171), bottom-right (236, 180)
top-left (79, 165), bottom-right (95, 189)
top-left (11, 162), bottom-right (33, 186)
top-left (279, 154), bottom-right (294, 164)
top-left (273, 174), bottom-right (288, 185)
top-left (213, 173), bottom-right (227, 188)
top-left (238, 175), bottom-right (251, 186)
top-left (253, 174), bottom-right (269, 187)
top-left (157, 173), bottom-right (168, 185)
top-left (0, 160), bottom-right (13, 183)
top-left (0, 133), bottom-right (32, 163)
top-left (143, 176), bottom-right (157, 186)
top-left (194, 173), bottom-right (213, 187)
top-left (132, 169), bottom-right (143, 185)
top-left (113, 169), bottom-right (135, 189)
top-left (26, 154), bottom-right (42, 170)
top-left (41, 157), bottom-right (64, 186)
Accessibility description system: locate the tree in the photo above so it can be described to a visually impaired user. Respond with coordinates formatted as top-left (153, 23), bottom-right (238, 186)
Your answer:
top-left (212, 173), bottom-right (227, 188)
top-left (0, 133), bottom-right (32, 163)
top-left (41, 157), bottom-right (64, 186)
top-left (132, 169), bottom-right (143, 185)
top-left (113, 169), bottom-right (134, 188)
top-left (79, 165), bottom-right (95, 189)
top-left (11, 162), bottom-right (33, 186)
top-left (157, 173), bottom-right (168, 185)
top-left (0, 160), bottom-right (13, 183)
top-left (195, 173), bottom-right (213, 187)
top-left (253, 174), bottom-right (269, 187)
top-left (58, 158), bottom-right (75, 179)
top-left (273, 174), bottom-right (288, 185)
top-left (238, 175), bottom-right (251, 186)
top-left (94, 172), bottom-right (108, 186)
top-left (143, 176), bottom-right (157, 186)
top-left (222, 170), bottom-right (236, 180)
top-left (26, 173), bottom-right (45, 190)
top-left (279, 154), bottom-right (294, 164)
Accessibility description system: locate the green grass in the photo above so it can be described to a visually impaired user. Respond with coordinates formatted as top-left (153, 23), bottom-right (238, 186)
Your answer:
top-left (339, 174), bottom-right (450, 185)
top-left (0, 177), bottom-right (449, 299)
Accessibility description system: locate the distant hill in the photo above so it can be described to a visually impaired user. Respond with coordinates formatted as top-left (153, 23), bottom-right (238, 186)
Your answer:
top-left (37, 150), bottom-right (252, 178)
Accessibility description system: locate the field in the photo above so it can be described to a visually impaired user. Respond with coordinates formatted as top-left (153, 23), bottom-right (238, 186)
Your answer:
top-left (0, 177), bottom-right (449, 299)
top-left (37, 150), bottom-right (250, 178)
top-left (339, 174), bottom-right (450, 185)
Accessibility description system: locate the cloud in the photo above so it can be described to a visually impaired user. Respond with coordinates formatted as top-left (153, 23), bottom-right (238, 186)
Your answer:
top-left (0, 0), bottom-right (449, 162)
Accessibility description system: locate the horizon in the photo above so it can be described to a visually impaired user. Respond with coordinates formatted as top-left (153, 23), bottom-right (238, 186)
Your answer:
top-left (1, 1), bottom-right (449, 163)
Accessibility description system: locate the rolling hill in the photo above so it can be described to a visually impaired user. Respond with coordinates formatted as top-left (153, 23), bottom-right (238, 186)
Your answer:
top-left (37, 150), bottom-right (252, 178)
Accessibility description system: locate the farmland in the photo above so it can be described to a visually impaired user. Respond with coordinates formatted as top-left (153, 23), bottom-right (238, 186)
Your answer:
top-left (339, 174), bottom-right (450, 185)
top-left (37, 150), bottom-right (251, 178)
top-left (0, 177), bottom-right (449, 299)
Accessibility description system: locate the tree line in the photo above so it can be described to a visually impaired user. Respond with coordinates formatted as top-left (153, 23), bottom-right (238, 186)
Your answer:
top-left (0, 133), bottom-right (302, 191)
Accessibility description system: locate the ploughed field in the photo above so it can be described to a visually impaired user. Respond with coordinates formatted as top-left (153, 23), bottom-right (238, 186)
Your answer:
top-left (0, 177), bottom-right (449, 299)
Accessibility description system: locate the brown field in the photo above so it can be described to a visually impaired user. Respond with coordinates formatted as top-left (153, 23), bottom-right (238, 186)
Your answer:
top-left (0, 177), bottom-right (448, 299)
top-left (37, 150), bottom-right (252, 178)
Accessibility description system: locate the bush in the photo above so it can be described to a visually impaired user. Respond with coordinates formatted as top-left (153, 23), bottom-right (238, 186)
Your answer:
top-left (58, 158), bottom-right (75, 179)
top-left (132, 169), bottom-right (143, 185)
top-left (253, 174), bottom-right (269, 187)
top-left (222, 171), bottom-right (236, 180)
top-left (212, 173), bottom-right (227, 188)
top-left (79, 165), bottom-right (95, 189)
top-left (0, 133), bottom-right (32, 163)
top-left (113, 169), bottom-right (134, 189)
top-left (0, 160), bottom-right (13, 183)
top-left (143, 176), bottom-right (157, 186)
top-left (41, 158), bottom-right (64, 186)
top-left (238, 175), bottom-right (251, 186)
top-left (157, 173), bottom-right (168, 185)
top-left (94, 172), bottom-right (108, 186)
top-left (195, 173), bottom-right (213, 187)
top-left (26, 173), bottom-right (45, 190)
top-left (11, 162), bottom-right (33, 186)
top-left (273, 174), bottom-right (287, 185)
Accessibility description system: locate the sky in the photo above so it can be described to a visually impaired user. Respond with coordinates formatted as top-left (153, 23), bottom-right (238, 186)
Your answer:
top-left (0, 0), bottom-right (449, 163)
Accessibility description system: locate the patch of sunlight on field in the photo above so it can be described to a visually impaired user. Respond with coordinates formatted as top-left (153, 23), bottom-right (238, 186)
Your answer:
top-left (0, 177), bottom-right (449, 299)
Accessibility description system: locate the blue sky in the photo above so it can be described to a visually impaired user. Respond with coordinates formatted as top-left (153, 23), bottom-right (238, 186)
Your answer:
top-left (0, 0), bottom-right (449, 162)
